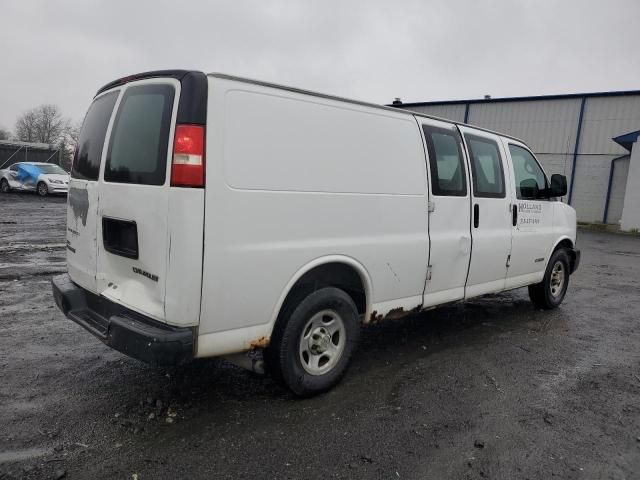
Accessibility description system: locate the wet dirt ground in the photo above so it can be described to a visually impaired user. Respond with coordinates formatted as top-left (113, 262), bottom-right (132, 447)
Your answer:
top-left (1, 193), bottom-right (639, 480)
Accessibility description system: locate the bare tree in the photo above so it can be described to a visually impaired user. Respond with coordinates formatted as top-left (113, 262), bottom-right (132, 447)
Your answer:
top-left (0, 127), bottom-right (10, 141)
top-left (57, 120), bottom-right (81, 170)
top-left (15, 104), bottom-right (68, 144)
top-left (64, 121), bottom-right (81, 148)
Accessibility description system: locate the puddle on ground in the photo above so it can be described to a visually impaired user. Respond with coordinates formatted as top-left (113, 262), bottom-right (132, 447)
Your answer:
top-left (0, 447), bottom-right (49, 463)
top-left (614, 251), bottom-right (640, 257)
top-left (0, 243), bottom-right (66, 253)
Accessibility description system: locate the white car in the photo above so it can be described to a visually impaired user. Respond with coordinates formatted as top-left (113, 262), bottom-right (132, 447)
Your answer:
top-left (0, 162), bottom-right (70, 196)
top-left (52, 70), bottom-right (580, 397)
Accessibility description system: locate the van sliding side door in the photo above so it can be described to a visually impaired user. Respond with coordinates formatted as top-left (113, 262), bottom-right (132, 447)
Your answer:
top-left (459, 126), bottom-right (512, 298)
top-left (421, 121), bottom-right (472, 307)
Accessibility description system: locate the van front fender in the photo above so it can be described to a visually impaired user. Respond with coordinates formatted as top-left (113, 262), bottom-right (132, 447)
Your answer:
top-left (546, 235), bottom-right (580, 274)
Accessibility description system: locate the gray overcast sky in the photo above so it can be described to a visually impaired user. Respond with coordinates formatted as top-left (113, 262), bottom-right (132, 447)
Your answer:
top-left (1, 0), bottom-right (639, 131)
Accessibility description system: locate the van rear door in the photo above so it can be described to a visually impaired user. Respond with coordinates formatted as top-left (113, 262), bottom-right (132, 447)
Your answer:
top-left (67, 71), bottom-right (207, 325)
top-left (95, 78), bottom-right (181, 322)
top-left (67, 90), bottom-right (120, 293)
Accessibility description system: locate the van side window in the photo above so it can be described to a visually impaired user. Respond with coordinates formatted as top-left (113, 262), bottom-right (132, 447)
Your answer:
top-left (465, 134), bottom-right (505, 198)
top-left (422, 125), bottom-right (467, 196)
top-left (509, 144), bottom-right (547, 200)
top-left (104, 84), bottom-right (175, 186)
top-left (72, 91), bottom-right (119, 181)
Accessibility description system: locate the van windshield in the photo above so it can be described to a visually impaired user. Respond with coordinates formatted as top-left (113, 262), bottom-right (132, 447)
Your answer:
top-left (104, 84), bottom-right (175, 185)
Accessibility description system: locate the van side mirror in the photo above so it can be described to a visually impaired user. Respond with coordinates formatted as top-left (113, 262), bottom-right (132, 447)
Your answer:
top-left (549, 174), bottom-right (567, 197)
top-left (519, 178), bottom-right (539, 199)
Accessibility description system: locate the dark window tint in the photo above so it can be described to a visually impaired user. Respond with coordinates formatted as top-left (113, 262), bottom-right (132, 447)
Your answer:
top-left (509, 144), bottom-right (547, 199)
top-left (72, 91), bottom-right (119, 180)
top-left (423, 125), bottom-right (467, 196)
top-left (9, 164), bottom-right (18, 172)
top-left (104, 84), bottom-right (175, 185)
top-left (465, 134), bottom-right (505, 198)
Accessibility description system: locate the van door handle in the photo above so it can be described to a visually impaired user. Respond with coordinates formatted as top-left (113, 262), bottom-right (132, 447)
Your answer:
top-left (473, 204), bottom-right (479, 228)
top-left (512, 204), bottom-right (518, 226)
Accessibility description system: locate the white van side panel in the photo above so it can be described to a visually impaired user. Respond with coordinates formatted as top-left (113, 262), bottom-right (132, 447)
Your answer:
top-left (198, 254), bottom-right (372, 356)
top-left (197, 77), bottom-right (428, 355)
top-left (552, 202), bottom-right (577, 244)
top-left (223, 90), bottom-right (425, 194)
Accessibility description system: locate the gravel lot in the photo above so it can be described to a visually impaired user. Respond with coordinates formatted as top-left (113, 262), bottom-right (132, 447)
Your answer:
top-left (1, 192), bottom-right (639, 480)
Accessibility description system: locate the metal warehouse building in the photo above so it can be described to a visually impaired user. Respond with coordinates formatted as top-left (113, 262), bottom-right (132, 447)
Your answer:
top-left (393, 91), bottom-right (640, 231)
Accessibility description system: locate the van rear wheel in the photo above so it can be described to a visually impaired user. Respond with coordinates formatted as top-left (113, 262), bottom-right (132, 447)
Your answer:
top-left (266, 287), bottom-right (360, 397)
top-left (528, 249), bottom-right (570, 309)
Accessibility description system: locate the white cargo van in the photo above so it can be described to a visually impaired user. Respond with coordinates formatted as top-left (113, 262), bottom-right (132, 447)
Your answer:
top-left (52, 70), bottom-right (580, 396)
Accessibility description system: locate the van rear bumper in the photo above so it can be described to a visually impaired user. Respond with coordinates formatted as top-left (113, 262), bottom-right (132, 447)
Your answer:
top-left (52, 273), bottom-right (194, 367)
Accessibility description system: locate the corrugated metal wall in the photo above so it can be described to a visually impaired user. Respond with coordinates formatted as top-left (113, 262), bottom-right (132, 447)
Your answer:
top-left (571, 97), bottom-right (640, 222)
top-left (606, 157), bottom-right (630, 225)
top-left (406, 103), bottom-right (467, 123)
top-left (467, 99), bottom-right (581, 153)
top-left (398, 94), bottom-right (640, 223)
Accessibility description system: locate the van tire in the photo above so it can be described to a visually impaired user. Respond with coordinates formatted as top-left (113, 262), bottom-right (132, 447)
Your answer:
top-left (528, 249), bottom-right (570, 310)
top-left (37, 181), bottom-right (48, 197)
top-left (0, 179), bottom-right (9, 193)
top-left (266, 287), bottom-right (360, 397)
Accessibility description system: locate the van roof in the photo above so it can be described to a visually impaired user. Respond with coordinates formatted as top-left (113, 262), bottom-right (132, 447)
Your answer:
top-left (96, 69), bottom-right (525, 144)
top-left (208, 73), bottom-right (526, 143)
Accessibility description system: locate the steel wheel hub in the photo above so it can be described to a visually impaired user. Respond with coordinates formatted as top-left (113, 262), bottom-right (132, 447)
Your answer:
top-left (299, 309), bottom-right (346, 376)
top-left (309, 327), bottom-right (331, 354)
top-left (550, 261), bottom-right (565, 297)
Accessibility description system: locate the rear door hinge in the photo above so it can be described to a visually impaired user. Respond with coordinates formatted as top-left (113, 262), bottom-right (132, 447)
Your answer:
top-left (426, 265), bottom-right (433, 280)
top-left (428, 201), bottom-right (435, 213)
top-left (506, 254), bottom-right (511, 268)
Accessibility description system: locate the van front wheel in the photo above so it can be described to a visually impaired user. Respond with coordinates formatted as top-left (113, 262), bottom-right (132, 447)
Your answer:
top-left (528, 249), bottom-right (570, 310)
top-left (267, 287), bottom-right (360, 397)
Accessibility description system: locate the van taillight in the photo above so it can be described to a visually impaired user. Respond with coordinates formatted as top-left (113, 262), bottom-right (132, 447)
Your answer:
top-left (171, 124), bottom-right (205, 187)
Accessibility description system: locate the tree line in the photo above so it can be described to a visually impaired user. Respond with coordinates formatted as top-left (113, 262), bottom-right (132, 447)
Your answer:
top-left (0, 105), bottom-right (80, 170)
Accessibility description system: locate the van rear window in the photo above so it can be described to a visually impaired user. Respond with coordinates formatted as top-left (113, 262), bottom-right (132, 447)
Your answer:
top-left (72, 91), bottom-right (118, 181)
top-left (104, 84), bottom-right (175, 185)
